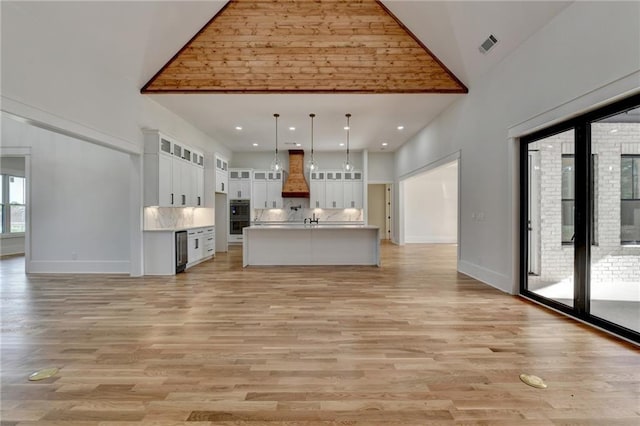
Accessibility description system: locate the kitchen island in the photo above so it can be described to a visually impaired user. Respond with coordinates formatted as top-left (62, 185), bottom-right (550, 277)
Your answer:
top-left (243, 224), bottom-right (380, 267)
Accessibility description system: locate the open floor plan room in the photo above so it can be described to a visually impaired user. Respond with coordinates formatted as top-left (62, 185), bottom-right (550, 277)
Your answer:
top-left (1, 244), bottom-right (638, 425)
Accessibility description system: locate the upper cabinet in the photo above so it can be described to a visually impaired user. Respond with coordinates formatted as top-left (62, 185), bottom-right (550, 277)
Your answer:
top-left (215, 154), bottom-right (229, 194)
top-left (229, 169), bottom-right (252, 200)
top-left (143, 130), bottom-right (204, 207)
top-left (310, 170), bottom-right (362, 209)
top-left (252, 170), bottom-right (284, 209)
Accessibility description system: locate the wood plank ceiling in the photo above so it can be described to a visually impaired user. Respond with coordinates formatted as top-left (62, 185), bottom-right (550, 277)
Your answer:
top-left (142, 0), bottom-right (467, 94)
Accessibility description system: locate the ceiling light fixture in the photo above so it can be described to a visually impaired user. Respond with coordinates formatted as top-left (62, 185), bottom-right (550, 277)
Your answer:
top-left (339, 143), bottom-right (345, 146)
top-left (397, 125), bottom-right (404, 130)
top-left (235, 126), bottom-right (243, 130)
top-left (306, 113), bottom-right (318, 172)
top-left (270, 113), bottom-right (281, 172)
top-left (289, 127), bottom-right (296, 131)
top-left (343, 113), bottom-right (353, 172)
top-left (252, 143), bottom-right (259, 147)
top-left (610, 129), bottom-right (619, 133)
top-left (382, 142), bottom-right (388, 146)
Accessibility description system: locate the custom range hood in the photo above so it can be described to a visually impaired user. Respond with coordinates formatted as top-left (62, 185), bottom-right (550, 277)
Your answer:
top-left (282, 150), bottom-right (310, 198)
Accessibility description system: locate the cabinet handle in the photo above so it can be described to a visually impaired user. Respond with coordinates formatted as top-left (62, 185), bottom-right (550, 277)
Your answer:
top-left (351, 201), bottom-right (355, 208)
top-left (195, 238), bottom-right (199, 249)
top-left (238, 191), bottom-right (241, 198)
top-left (171, 193), bottom-right (174, 205)
top-left (221, 182), bottom-right (224, 191)
top-left (333, 201), bottom-right (336, 208)
top-left (264, 201), bottom-right (267, 208)
top-left (197, 196), bottom-right (201, 206)
top-left (182, 194), bottom-right (186, 205)
top-left (272, 201), bottom-right (276, 208)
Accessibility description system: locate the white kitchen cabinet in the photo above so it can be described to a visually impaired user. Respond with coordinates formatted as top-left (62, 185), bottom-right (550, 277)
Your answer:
top-left (188, 226), bottom-right (215, 267)
top-left (252, 171), bottom-right (268, 209)
top-left (325, 171), bottom-right (344, 209)
top-left (252, 171), bottom-right (283, 209)
top-left (215, 154), bottom-right (229, 194)
top-left (343, 171), bottom-right (363, 209)
top-left (203, 227), bottom-right (215, 258)
top-left (310, 171), bottom-right (326, 209)
top-left (143, 130), bottom-right (205, 207)
top-left (266, 171), bottom-right (284, 209)
top-left (187, 229), bottom-right (203, 266)
top-left (229, 169), bottom-right (252, 199)
top-left (195, 167), bottom-right (204, 207)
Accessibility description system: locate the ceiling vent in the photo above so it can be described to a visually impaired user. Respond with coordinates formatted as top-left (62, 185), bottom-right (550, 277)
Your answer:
top-left (479, 34), bottom-right (498, 54)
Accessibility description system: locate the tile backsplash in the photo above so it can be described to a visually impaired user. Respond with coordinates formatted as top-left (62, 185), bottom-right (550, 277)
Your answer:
top-left (254, 198), bottom-right (363, 223)
top-left (144, 207), bottom-right (214, 230)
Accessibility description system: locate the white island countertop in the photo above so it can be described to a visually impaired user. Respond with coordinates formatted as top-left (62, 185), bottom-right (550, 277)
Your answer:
top-left (243, 224), bottom-right (380, 267)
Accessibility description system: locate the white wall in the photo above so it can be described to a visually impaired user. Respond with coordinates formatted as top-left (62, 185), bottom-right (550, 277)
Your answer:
top-left (2, 116), bottom-right (132, 272)
top-left (404, 161), bottom-right (458, 243)
top-left (367, 152), bottom-right (394, 183)
top-left (0, 2), bottom-right (231, 158)
top-left (394, 1), bottom-right (640, 292)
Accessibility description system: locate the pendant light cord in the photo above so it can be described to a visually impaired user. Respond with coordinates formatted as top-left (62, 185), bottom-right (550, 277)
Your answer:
top-left (346, 113), bottom-right (351, 163)
top-left (274, 113), bottom-right (279, 156)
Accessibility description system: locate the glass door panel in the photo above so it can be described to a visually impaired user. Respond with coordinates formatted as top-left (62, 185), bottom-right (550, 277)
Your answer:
top-left (590, 108), bottom-right (640, 332)
top-left (527, 129), bottom-right (575, 307)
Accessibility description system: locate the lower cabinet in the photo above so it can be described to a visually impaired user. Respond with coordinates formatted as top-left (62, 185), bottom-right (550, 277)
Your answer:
top-left (188, 226), bottom-right (215, 267)
top-left (143, 226), bottom-right (215, 275)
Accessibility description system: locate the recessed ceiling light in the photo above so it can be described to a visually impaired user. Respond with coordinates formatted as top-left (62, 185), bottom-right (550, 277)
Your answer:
top-left (610, 129), bottom-right (618, 133)
top-left (235, 126), bottom-right (243, 130)
top-left (339, 143), bottom-right (345, 146)
top-left (397, 126), bottom-right (404, 130)
top-left (252, 143), bottom-right (259, 147)
top-left (289, 127), bottom-right (296, 131)
top-left (382, 142), bottom-right (388, 146)
top-left (344, 126), bottom-right (349, 130)
top-left (295, 143), bottom-right (301, 147)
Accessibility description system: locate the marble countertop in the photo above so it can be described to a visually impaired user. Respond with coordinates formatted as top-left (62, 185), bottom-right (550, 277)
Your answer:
top-left (144, 225), bottom-right (215, 232)
top-left (248, 223), bottom-right (378, 230)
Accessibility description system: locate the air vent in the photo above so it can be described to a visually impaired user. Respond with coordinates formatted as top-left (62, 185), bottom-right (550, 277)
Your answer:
top-left (479, 34), bottom-right (498, 54)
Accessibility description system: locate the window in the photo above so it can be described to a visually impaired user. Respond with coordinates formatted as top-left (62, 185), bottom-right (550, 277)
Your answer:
top-left (621, 155), bottom-right (640, 244)
top-left (1, 174), bottom-right (26, 234)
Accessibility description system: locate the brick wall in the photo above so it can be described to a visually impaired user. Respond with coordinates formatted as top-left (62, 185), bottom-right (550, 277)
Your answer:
top-left (529, 123), bottom-right (640, 288)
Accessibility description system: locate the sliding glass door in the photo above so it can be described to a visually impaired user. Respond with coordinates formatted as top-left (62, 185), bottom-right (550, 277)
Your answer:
top-left (589, 109), bottom-right (640, 333)
top-left (521, 94), bottom-right (640, 342)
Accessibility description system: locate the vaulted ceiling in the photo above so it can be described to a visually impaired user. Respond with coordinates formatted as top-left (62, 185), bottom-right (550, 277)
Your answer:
top-left (142, 0), bottom-right (467, 94)
top-left (2, 1), bottom-right (572, 153)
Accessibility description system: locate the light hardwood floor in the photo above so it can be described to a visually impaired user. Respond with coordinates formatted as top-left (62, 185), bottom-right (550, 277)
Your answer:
top-left (1, 243), bottom-right (639, 425)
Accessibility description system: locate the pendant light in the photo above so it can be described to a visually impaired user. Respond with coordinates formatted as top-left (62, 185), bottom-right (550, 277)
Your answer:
top-left (306, 113), bottom-right (318, 171)
top-left (343, 113), bottom-right (353, 172)
top-left (270, 113), bottom-right (281, 172)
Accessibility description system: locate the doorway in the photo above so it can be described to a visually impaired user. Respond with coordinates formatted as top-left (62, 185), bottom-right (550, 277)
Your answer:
top-left (402, 159), bottom-right (458, 244)
top-left (0, 155), bottom-right (28, 271)
top-left (367, 184), bottom-right (390, 240)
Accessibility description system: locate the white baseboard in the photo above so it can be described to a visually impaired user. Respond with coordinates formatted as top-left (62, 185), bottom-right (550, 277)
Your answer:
top-left (405, 235), bottom-right (456, 243)
top-left (27, 260), bottom-right (130, 274)
top-left (457, 259), bottom-right (514, 294)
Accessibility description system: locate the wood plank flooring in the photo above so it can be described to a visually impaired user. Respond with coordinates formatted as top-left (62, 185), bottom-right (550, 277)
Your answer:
top-left (1, 243), bottom-right (639, 425)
